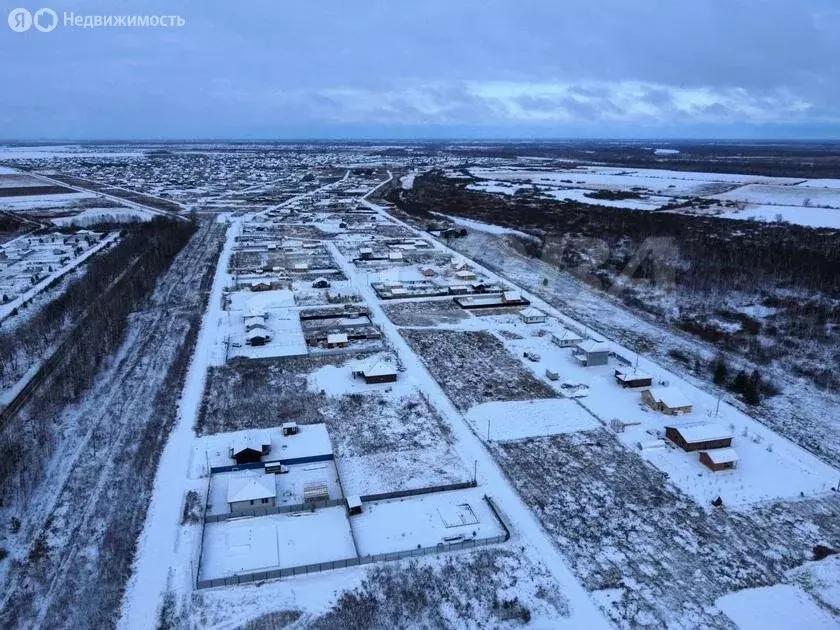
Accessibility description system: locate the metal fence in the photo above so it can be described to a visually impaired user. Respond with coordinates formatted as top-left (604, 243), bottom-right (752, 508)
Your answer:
top-left (204, 498), bottom-right (346, 523)
top-left (359, 480), bottom-right (476, 503)
top-left (197, 529), bottom-right (507, 590)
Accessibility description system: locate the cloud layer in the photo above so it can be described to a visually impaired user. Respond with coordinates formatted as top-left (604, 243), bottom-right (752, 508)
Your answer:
top-left (1, 0), bottom-right (838, 138)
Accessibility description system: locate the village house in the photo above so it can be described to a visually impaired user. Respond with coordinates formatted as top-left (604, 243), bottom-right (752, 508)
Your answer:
top-left (572, 340), bottom-right (610, 367)
top-left (454, 269), bottom-right (477, 282)
top-left (227, 475), bottom-right (276, 514)
top-left (642, 387), bottom-right (693, 415)
top-left (519, 307), bottom-right (546, 324)
top-left (420, 266), bottom-right (437, 277)
top-left (353, 358), bottom-right (398, 384)
top-left (614, 368), bottom-right (653, 389)
top-left (246, 326), bottom-right (271, 346)
top-left (229, 434), bottom-right (272, 464)
top-left (699, 448), bottom-right (739, 472)
top-left (551, 328), bottom-right (585, 348)
top-left (665, 422), bottom-right (733, 452)
top-left (359, 247), bottom-right (373, 260)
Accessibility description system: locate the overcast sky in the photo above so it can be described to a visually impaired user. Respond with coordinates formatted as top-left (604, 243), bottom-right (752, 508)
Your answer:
top-left (2, 0), bottom-right (839, 139)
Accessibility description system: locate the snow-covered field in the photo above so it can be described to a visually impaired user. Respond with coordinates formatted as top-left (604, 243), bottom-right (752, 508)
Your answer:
top-left (714, 183), bottom-right (840, 208)
top-left (200, 507), bottom-right (357, 581)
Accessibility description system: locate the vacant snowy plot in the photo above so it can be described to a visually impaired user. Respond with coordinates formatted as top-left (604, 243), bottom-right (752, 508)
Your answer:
top-left (199, 507), bottom-right (356, 582)
top-left (492, 429), bottom-right (840, 629)
top-left (400, 329), bottom-right (558, 411)
top-left (382, 299), bottom-right (471, 326)
top-left (352, 488), bottom-right (504, 556)
top-left (307, 548), bottom-right (571, 629)
top-left (467, 398), bottom-right (600, 441)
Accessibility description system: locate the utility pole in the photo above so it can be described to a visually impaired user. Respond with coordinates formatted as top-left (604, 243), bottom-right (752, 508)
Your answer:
top-left (473, 459), bottom-right (477, 485)
top-left (487, 418), bottom-right (490, 441)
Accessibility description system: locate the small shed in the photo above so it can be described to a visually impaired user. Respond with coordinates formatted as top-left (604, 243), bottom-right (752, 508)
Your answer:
top-left (502, 290), bottom-right (523, 304)
top-left (326, 332), bottom-right (349, 348)
top-left (346, 495), bottom-right (363, 516)
top-left (227, 475), bottom-right (276, 513)
top-left (448, 284), bottom-right (470, 295)
top-left (359, 247), bottom-right (374, 260)
top-left (642, 387), bottom-right (693, 415)
top-left (573, 340), bottom-right (610, 367)
top-left (312, 277), bottom-right (331, 288)
top-left (615, 369), bottom-right (653, 389)
top-left (282, 421), bottom-right (298, 437)
top-left (388, 251), bottom-right (404, 261)
top-left (292, 262), bottom-right (309, 272)
top-left (665, 422), bottom-right (733, 452)
top-left (700, 448), bottom-right (739, 472)
top-left (519, 307), bottom-right (546, 324)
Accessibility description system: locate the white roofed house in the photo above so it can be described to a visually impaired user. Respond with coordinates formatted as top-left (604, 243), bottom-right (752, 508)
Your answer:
top-left (388, 251), bottom-right (404, 261)
top-left (642, 387), bottom-right (693, 415)
top-left (551, 328), bottom-right (584, 348)
top-left (245, 324), bottom-right (271, 346)
top-left (572, 340), bottom-right (610, 367)
top-left (614, 368), bottom-right (653, 389)
top-left (292, 261), bottom-right (309, 272)
top-left (227, 475), bottom-right (277, 514)
top-left (454, 269), bottom-right (477, 282)
top-left (665, 422), bottom-right (733, 452)
top-left (519, 307), bottom-right (546, 324)
top-left (353, 357), bottom-right (398, 384)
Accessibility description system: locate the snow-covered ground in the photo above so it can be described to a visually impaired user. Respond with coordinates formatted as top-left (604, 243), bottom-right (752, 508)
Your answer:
top-left (718, 203), bottom-right (840, 228)
top-left (352, 487), bottom-right (505, 555)
top-left (714, 183), bottom-right (840, 209)
top-left (467, 399), bottom-right (600, 441)
top-left (716, 584), bottom-right (838, 630)
top-left (200, 507), bottom-right (356, 581)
